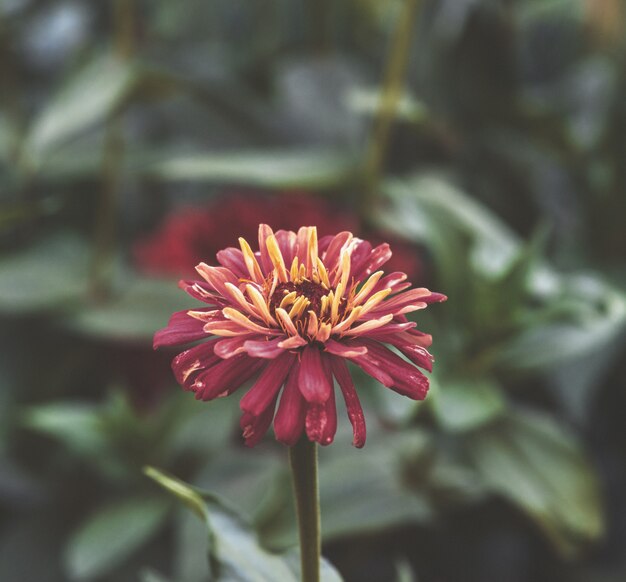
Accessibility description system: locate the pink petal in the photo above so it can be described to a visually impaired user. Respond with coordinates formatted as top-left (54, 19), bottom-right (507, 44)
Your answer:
top-left (193, 355), bottom-right (263, 400)
top-left (215, 335), bottom-right (262, 359)
top-left (154, 309), bottom-right (209, 348)
top-left (331, 356), bottom-right (366, 448)
top-left (178, 280), bottom-right (225, 305)
top-left (324, 339), bottom-right (368, 358)
top-left (216, 248), bottom-right (248, 278)
top-left (298, 346), bottom-right (332, 404)
top-left (195, 264), bottom-right (239, 296)
top-left (274, 230), bottom-right (297, 265)
top-left (321, 231), bottom-right (352, 273)
top-left (244, 337), bottom-right (287, 359)
top-left (352, 243), bottom-right (392, 282)
top-left (274, 364), bottom-right (306, 446)
top-left (240, 351), bottom-right (296, 416)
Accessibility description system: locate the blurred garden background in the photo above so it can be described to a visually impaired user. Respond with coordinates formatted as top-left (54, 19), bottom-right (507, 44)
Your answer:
top-left (1, 0), bottom-right (626, 580)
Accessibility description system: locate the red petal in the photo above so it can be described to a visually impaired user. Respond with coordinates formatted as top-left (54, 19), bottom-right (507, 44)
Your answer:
top-left (193, 354), bottom-right (263, 400)
top-left (216, 248), bottom-right (248, 278)
top-left (331, 356), bottom-right (366, 448)
top-left (240, 394), bottom-right (279, 447)
top-left (240, 351), bottom-right (296, 416)
top-left (274, 364), bottom-right (306, 446)
top-left (298, 346), bottom-right (332, 403)
top-left (171, 339), bottom-right (220, 388)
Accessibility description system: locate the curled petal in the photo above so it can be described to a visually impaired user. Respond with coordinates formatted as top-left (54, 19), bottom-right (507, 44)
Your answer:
top-left (244, 337), bottom-right (287, 359)
top-left (324, 339), bottom-right (367, 358)
top-left (195, 264), bottom-right (239, 296)
top-left (178, 280), bottom-right (224, 305)
top-left (215, 336), bottom-right (261, 359)
top-left (331, 356), bottom-right (366, 448)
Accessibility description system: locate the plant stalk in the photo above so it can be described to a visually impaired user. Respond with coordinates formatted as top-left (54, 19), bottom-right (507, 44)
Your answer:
top-left (289, 438), bottom-right (320, 582)
top-left (362, 0), bottom-right (421, 217)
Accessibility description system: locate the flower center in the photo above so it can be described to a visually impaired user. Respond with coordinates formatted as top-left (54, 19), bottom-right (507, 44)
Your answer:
top-left (269, 280), bottom-right (330, 320)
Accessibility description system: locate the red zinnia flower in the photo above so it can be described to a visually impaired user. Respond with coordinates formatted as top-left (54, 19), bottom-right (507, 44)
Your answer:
top-left (154, 225), bottom-right (446, 448)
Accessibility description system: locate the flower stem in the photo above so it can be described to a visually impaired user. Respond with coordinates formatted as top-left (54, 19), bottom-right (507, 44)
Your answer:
top-left (289, 438), bottom-right (320, 582)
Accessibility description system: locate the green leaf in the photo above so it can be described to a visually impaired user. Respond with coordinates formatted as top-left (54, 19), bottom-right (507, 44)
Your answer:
top-left (380, 174), bottom-right (521, 279)
top-left (0, 235), bottom-right (89, 314)
top-left (144, 466), bottom-right (343, 581)
top-left (145, 149), bottom-right (358, 189)
top-left (465, 408), bottom-right (604, 557)
top-left (64, 275), bottom-right (190, 342)
top-left (430, 376), bottom-right (506, 432)
top-left (497, 276), bottom-right (626, 371)
top-left (65, 497), bottom-right (170, 581)
top-left (21, 402), bottom-right (106, 456)
top-left (24, 53), bottom-right (137, 168)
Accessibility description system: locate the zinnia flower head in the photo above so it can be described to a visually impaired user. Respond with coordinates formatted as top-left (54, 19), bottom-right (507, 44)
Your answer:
top-left (154, 224), bottom-right (446, 448)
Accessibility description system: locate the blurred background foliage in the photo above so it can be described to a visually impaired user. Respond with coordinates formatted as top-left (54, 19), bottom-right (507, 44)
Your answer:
top-left (1, 0), bottom-right (626, 581)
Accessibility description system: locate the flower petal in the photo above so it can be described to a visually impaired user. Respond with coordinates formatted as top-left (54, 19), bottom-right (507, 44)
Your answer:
top-left (240, 351), bottom-right (296, 416)
top-left (350, 339), bottom-right (429, 400)
top-left (331, 356), bottom-right (366, 448)
top-left (193, 354), bottom-right (263, 401)
top-left (171, 339), bottom-right (220, 387)
top-left (324, 339), bottom-right (368, 358)
top-left (216, 247), bottom-right (248, 278)
top-left (154, 309), bottom-right (209, 348)
top-left (241, 394), bottom-right (279, 447)
top-left (274, 364), bottom-right (306, 446)
top-left (243, 337), bottom-right (286, 359)
top-left (298, 346), bottom-right (332, 404)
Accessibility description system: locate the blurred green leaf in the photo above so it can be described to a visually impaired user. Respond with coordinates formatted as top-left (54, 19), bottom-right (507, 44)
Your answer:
top-left (24, 53), bottom-right (137, 169)
top-left (145, 466), bottom-right (343, 581)
top-left (65, 497), bottom-right (170, 581)
top-left (346, 87), bottom-right (428, 123)
top-left (380, 174), bottom-right (521, 279)
top-left (0, 235), bottom-right (89, 314)
top-left (262, 433), bottom-right (433, 549)
top-left (497, 276), bottom-right (626, 371)
top-left (21, 402), bottom-right (105, 456)
top-left (64, 275), bottom-right (190, 342)
top-left (145, 149), bottom-right (358, 189)
top-left (465, 408), bottom-right (604, 557)
top-left (430, 376), bottom-right (506, 432)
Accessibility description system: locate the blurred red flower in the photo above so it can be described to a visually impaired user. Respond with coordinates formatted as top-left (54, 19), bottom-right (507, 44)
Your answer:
top-left (134, 192), bottom-right (423, 282)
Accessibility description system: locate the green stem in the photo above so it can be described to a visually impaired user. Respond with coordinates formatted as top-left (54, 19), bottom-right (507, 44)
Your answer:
top-left (362, 0), bottom-right (420, 217)
top-left (289, 438), bottom-right (320, 582)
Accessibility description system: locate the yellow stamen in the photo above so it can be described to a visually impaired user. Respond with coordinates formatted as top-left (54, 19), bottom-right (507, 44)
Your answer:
top-left (307, 310), bottom-right (319, 338)
top-left (360, 288), bottom-right (393, 316)
top-left (288, 296), bottom-right (310, 319)
top-left (316, 322), bottom-right (332, 342)
top-left (222, 307), bottom-right (273, 334)
top-left (352, 271), bottom-right (384, 306)
top-left (307, 227), bottom-right (318, 277)
top-left (245, 284), bottom-right (277, 325)
top-left (238, 237), bottom-right (264, 283)
top-left (275, 307), bottom-right (299, 335)
top-left (279, 291), bottom-right (298, 310)
top-left (265, 234), bottom-right (288, 282)
top-left (316, 257), bottom-right (330, 288)
top-left (290, 257), bottom-right (300, 282)
top-left (332, 306), bottom-right (363, 334)
top-left (331, 282), bottom-right (343, 322)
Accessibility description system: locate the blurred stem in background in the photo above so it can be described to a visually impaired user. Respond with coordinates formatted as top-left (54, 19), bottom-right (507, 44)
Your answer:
top-left (362, 0), bottom-right (420, 219)
top-left (90, 0), bottom-right (135, 299)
